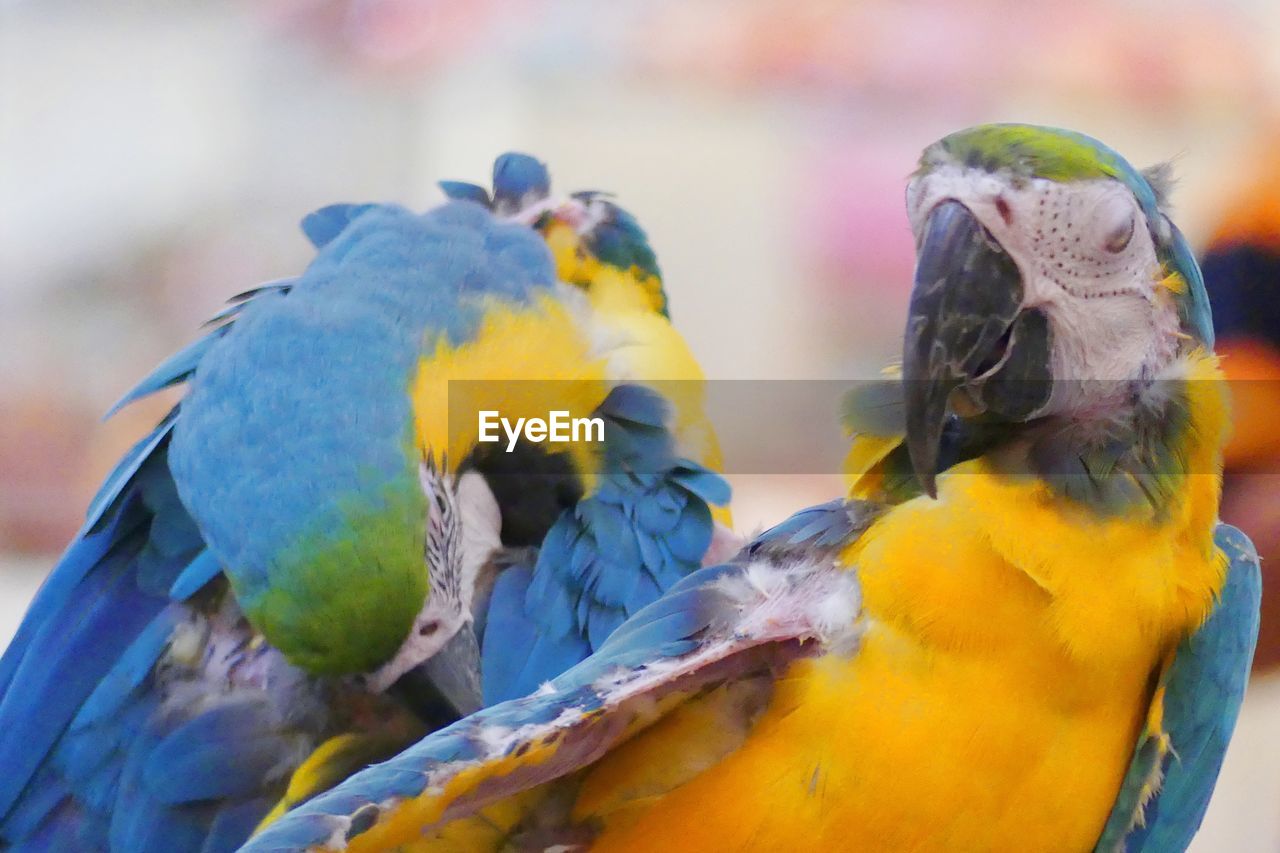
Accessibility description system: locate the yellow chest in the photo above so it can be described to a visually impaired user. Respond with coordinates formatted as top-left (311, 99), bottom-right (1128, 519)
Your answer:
top-left (578, 450), bottom-right (1225, 852)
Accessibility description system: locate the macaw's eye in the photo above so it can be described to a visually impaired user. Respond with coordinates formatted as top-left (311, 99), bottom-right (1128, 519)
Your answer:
top-left (1098, 197), bottom-right (1135, 253)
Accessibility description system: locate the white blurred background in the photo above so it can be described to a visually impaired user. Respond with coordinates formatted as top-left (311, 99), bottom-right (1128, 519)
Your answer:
top-left (2, 1), bottom-right (1279, 847)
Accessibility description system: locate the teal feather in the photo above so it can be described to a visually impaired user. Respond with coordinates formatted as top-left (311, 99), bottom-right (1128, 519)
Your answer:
top-left (1094, 524), bottom-right (1260, 851)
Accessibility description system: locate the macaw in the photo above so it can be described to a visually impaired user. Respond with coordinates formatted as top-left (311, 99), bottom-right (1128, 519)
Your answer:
top-left (245, 124), bottom-right (1260, 853)
top-left (0, 153), bottom-right (730, 852)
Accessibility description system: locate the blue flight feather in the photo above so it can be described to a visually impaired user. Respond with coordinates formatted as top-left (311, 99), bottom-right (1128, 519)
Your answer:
top-left (478, 562), bottom-right (541, 705)
top-left (596, 382), bottom-right (671, 428)
top-left (670, 465), bottom-right (732, 507)
top-left (3, 767), bottom-right (69, 842)
top-left (200, 798), bottom-right (275, 853)
top-left (143, 699), bottom-right (293, 803)
top-left (167, 549), bottom-right (221, 601)
top-left (0, 518), bottom-right (158, 820)
top-left (105, 333), bottom-right (225, 420)
top-left (0, 500), bottom-right (140, 700)
top-left (1095, 524), bottom-right (1260, 851)
top-left (84, 416), bottom-right (175, 532)
top-left (70, 609), bottom-right (178, 732)
top-left (201, 280), bottom-right (294, 327)
top-left (756, 499), bottom-right (859, 549)
top-left (0, 278), bottom-right (306, 850)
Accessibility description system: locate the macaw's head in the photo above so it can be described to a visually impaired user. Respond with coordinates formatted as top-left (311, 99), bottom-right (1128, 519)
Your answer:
top-left (901, 123), bottom-right (1214, 495)
top-left (440, 153), bottom-right (669, 317)
top-left (356, 459), bottom-right (501, 717)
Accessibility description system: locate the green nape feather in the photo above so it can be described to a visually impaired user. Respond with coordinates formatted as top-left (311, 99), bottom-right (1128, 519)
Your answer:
top-left (920, 123), bottom-right (1132, 184)
top-left (246, 474), bottom-right (429, 675)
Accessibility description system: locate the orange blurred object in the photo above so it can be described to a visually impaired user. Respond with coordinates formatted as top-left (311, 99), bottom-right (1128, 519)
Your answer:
top-left (1210, 135), bottom-right (1280, 253)
top-left (1219, 338), bottom-right (1280, 469)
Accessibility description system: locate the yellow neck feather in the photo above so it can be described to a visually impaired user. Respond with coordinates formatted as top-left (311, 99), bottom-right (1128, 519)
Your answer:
top-left (848, 349), bottom-right (1229, 670)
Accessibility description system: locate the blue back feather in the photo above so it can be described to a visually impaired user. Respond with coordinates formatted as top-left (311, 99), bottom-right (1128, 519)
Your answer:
top-left (169, 201), bottom-right (556, 613)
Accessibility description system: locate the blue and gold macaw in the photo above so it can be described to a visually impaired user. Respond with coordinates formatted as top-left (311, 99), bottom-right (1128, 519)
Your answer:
top-left (247, 125), bottom-right (1260, 853)
top-left (0, 154), bottom-right (729, 852)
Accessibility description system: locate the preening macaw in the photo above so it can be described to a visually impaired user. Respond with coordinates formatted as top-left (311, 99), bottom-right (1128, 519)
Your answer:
top-left (246, 124), bottom-right (1260, 853)
top-left (0, 153), bottom-right (730, 852)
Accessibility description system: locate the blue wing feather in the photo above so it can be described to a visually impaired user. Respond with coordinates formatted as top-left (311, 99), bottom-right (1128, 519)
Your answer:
top-left (84, 415), bottom-right (176, 533)
top-left (0, 489), bottom-right (145, 700)
top-left (0, 281), bottom-right (326, 850)
top-left (4, 767), bottom-right (70, 842)
top-left (479, 384), bottom-right (729, 705)
top-left (670, 466), bottom-right (732, 507)
top-left (10, 805), bottom-right (85, 853)
top-left (71, 608), bottom-right (181, 731)
top-left (104, 332), bottom-right (226, 419)
top-left (143, 698), bottom-right (292, 803)
top-left (0, 510), bottom-right (159, 820)
top-left (478, 561), bottom-right (542, 703)
top-left (1095, 523), bottom-right (1261, 851)
top-left (201, 798), bottom-right (276, 853)
top-left (167, 549), bottom-right (222, 601)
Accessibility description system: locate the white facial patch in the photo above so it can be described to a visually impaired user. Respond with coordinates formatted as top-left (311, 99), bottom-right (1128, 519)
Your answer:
top-left (454, 469), bottom-right (503, 612)
top-left (363, 465), bottom-right (502, 693)
top-left (364, 596), bottom-right (467, 693)
top-left (907, 164), bottom-right (1181, 410)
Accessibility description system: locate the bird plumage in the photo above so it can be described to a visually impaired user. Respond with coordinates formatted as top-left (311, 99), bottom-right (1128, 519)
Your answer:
top-left (248, 125), bottom-right (1259, 853)
top-left (0, 154), bottom-right (729, 852)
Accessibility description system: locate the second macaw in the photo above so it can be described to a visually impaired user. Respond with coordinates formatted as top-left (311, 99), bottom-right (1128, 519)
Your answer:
top-left (247, 124), bottom-right (1260, 853)
top-left (0, 154), bottom-right (730, 852)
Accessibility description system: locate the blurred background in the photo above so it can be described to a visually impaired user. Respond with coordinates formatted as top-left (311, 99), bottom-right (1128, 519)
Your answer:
top-left (3, 0), bottom-right (1280, 847)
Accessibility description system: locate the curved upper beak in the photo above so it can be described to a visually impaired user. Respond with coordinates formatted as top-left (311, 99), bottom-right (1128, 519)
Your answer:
top-left (902, 200), bottom-right (1025, 497)
top-left (393, 623), bottom-right (483, 727)
top-left (415, 622), bottom-right (482, 716)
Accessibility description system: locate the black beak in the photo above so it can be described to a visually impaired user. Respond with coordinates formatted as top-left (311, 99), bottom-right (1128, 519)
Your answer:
top-left (393, 624), bottom-right (482, 727)
top-left (903, 200), bottom-right (1033, 497)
